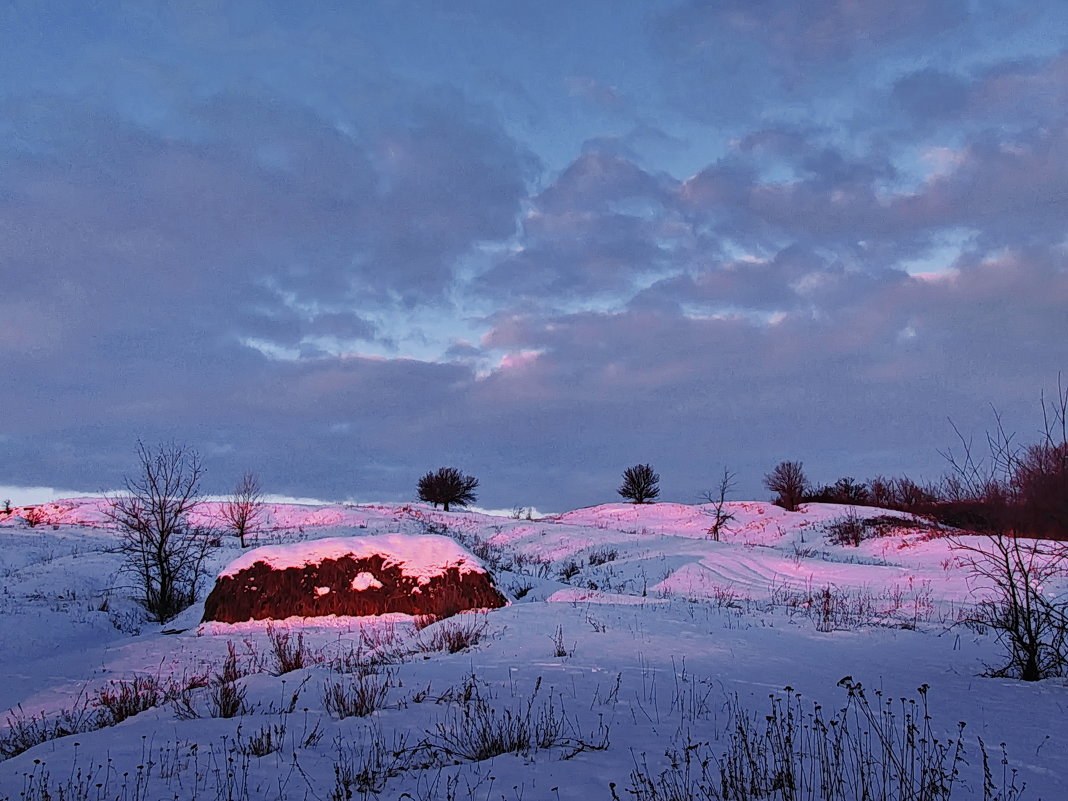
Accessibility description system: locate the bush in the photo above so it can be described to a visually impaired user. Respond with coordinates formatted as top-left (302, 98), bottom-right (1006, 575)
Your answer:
top-left (267, 624), bottom-right (314, 674)
top-left (954, 532), bottom-right (1067, 681)
top-left (938, 379), bottom-right (1068, 539)
top-left (96, 675), bottom-right (169, 724)
top-left (412, 614), bottom-right (489, 654)
top-left (425, 678), bottom-right (606, 763)
top-left (618, 463), bottom-right (660, 504)
top-left (323, 670), bottom-right (392, 719)
top-left (938, 382), bottom-right (1068, 680)
top-left (807, 476), bottom-right (871, 505)
top-left (826, 508), bottom-right (866, 547)
top-left (23, 506), bottom-right (47, 528)
top-left (588, 547), bottom-right (619, 566)
top-left (764, 461), bottom-right (809, 511)
top-left (558, 559), bottom-right (581, 581)
top-left (417, 467), bottom-right (479, 512)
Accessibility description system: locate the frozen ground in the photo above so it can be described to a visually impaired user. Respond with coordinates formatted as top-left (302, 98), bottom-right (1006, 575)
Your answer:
top-left (0, 499), bottom-right (1064, 800)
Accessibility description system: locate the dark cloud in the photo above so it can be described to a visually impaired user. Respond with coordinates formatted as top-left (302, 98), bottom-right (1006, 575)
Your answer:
top-left (659, 0), bottom-right (965, 69)
top-left (477, 151), bottom-right (684, 300)
top-left (891, 51), bottom-right (1068, 134)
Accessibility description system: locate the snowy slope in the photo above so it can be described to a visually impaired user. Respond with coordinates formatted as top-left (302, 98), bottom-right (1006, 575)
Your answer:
top-left (0, 499), bottom-right (1063, 800)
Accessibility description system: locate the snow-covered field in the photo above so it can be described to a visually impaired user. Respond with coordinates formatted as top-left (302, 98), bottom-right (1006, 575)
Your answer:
top-left (0, 499), bottom-right (1064, 800)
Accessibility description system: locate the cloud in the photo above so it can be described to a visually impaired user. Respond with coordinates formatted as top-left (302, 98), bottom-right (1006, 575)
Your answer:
top-left (477, 151), bottom-right (684, 300)
top-left (5, 0), bottom-right (1068, 512)
top-left (891, 50), bottom-right (1068, 131)
top-left (661, 0), bottom-right (964, 68)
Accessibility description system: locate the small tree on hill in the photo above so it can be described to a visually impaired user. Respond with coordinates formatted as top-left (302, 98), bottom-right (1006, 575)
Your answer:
top-left (220, 471), bottom-right (266, 548)
top-left (105, 441), bottom-right (211, 623)
top-left (702, 467), bottom-right (736, 541)
top-left (418, 467), bottom-right (479, 512)
top-left (764, 460), bottom-right (809, 511)
top-left (618, 463), bottom-right (660, 504)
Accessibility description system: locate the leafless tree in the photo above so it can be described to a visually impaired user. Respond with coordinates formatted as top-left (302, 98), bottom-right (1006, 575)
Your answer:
top-left (105, 441), bottom-right (212, 622)
top-left (417, 467), bottom-right (479, 512)
top-left (954, 533), bottom-right (1067, 680)
top-left (618, 463), bottom-right (660, 504)
top-left (943, 379), bottom-right (1068, 679)
top-left (763, 461), bottom-right (809, 511)
top-left (220, 471), bottom-right (266, 548)
top-left (702, 467), bottom-right (736, 541)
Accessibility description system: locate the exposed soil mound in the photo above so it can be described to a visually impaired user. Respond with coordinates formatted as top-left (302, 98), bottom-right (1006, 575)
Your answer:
top-left (202, 534), bottom-right (506, 624)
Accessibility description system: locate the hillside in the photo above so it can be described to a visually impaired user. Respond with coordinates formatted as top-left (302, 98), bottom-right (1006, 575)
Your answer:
top-left (0, 499), bottom-right (1063, 800)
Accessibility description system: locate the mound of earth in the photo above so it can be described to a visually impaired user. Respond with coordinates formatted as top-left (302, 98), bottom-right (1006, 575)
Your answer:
top-left (202, 534), bottom-right (506, 624)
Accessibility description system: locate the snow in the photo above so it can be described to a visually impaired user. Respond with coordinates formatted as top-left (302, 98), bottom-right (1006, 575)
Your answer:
top-left (217, 533), bottom-right (486, 579)
top-left (0, 498), bottom-right (1065, 800)
top-left (350, 572), bottom-right (383, 590)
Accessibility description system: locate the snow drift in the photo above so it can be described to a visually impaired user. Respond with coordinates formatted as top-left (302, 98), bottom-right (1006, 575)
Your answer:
top-left (201, 534), bottom-right (507, 623)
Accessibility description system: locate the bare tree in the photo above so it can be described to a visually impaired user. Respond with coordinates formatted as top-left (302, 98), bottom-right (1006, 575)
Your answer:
top-left (954, 533), bottom-right (1067, 680)
top-left (702, 467), bottom-right (736, 541)
top-left (942, 380), bottom-right (1068, 680)
top-left (220, 471), bottom-right (266, 548)
top-left (105, 441), bottom-right (212, 623)
top-left (417, 467), bottom-right (479, 512)
top-left (618, 463), bottom-right (660, 504)
top-left (764, 461), bottom-right (809, 511)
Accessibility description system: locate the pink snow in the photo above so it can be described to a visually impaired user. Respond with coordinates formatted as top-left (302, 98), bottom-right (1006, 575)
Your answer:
top-left (351, 572), bottom-right (384, 591)
top-left (218, 533), bottom-right (486, 579)
top-left (547, 588), bottom-right (668, 605)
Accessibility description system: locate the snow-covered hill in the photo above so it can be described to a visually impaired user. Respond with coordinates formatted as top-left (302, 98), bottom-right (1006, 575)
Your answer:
top-left (0, 499), bottom-right (1063, 800)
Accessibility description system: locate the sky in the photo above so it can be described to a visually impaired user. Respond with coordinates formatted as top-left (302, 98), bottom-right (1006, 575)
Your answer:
top-left (3, 0), bottom-right (1068, 512)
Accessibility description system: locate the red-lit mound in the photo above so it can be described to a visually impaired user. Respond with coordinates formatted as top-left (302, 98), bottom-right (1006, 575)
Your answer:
top-left (202, 534), bottom-right (506, 624)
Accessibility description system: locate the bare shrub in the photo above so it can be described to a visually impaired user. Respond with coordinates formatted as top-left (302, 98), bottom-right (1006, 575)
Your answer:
top-left (558, 559), bottom-right (581, 581)
top-left (0, 700), bottom-right (102, 760)
top-left (174, 642), bottom-right (249, 719)
top-left (220, 471), bottom-right (266, 548)
top-left (826, 508), bottom-right (865, 547)
top-left (939, 378), bottom-right (1068, 539)
top-left (331, 730), bottom-right (416, 800)
top-left (323, 670), bottom-right (392, 719)
top-left (588, 547), bottom-right (619, 566)
top-left (764, 461), bottom-right (809, 511)
top-left (938, 383), bottom-right (1068, 680)
top-left (625, 679), bottom-right (1019, 801)
top-left (210, 643), bottom-right (249, 718)
top-left (509, 580), bottom-right (534, 599)
top-left (413, 614), bottom-right (489, 654)
top-left (618, 463), bottom-right (660, 504)
top-left (550, 625), bottom-right (572, 657)
top-left (23, 505), bottom-right (47, 528)
top-left (954, 533), bottom-right (1068, 681)
top-left (209, 678), bottom-right (247, 719)
top-left (512, 551), bottom-right (553, 578)
top-left (239, 722), bottom-right (287, 757)
top-left (425, 678), bottom-right (607, 763)
top-left (96, 675), bottom-right (171, 724)
top-left (105, 441), bottom-right (211, 622)
top-left (702, 468), bottom-right (737, 541)
top-left (267, 624), bottom-right (314, 674)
